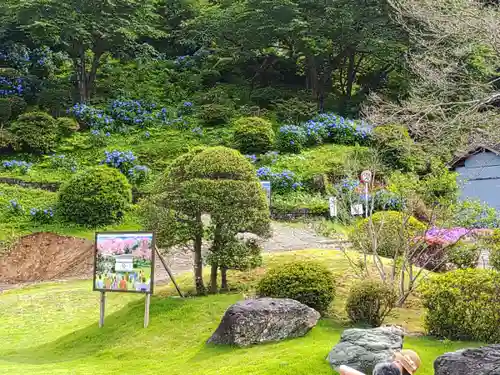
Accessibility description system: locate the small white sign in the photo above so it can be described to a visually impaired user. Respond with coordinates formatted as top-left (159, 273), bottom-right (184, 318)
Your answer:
top-left (114, 254), bottom-right (134, 272)
top-left (329, 197), bottom-right (337, 218)
top-left (351, 204), bottom-right (364, 216)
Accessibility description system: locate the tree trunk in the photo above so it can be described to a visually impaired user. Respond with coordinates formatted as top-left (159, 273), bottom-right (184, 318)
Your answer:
top-left (210, 264), bottom-right (218, 294)
top-left (193, 213), bottom-right (205, 295)
top-left (220, 268), bottom-right (228, 291)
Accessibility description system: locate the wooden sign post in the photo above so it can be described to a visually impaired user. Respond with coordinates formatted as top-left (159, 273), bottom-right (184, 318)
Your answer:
top-left (99, 292), bottom-right (106, 328)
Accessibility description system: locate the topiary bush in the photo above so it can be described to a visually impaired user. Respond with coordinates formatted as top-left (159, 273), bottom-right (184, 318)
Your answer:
top-left (350, 211), bottom-right (426, 258)
top-left (276, 125), bottom-right (307, 153)
top-left (58, 166), bottom-right (132, 226)
top-left (198, 103), bottom-right (234, 126)
top-left (232, 117), bottom-right (275, 154)
top-left (346, 279), bottom-right (397, 327)
top-left (10, 111), bottom-right (59, 153)
top-left (420, 269), bottom-right (500, 343)
top-left (56, 117), bottom-right (80, 137)
top-left (186, 146), bottom-right (256, 181)
top-left (257, 261), bottom-right (336, 314)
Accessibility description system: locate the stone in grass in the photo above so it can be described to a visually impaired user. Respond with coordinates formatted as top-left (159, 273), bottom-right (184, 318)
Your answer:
top-left (207, 298), bottom-right (320, 347)
top-left (327, 327), bottom-right (404, 374)
top-left (434, 345), bottom-right (500, 375)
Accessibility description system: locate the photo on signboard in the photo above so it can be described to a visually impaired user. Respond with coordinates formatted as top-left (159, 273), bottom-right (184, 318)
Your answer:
top-left (93, 232), bottom-right (155, 294)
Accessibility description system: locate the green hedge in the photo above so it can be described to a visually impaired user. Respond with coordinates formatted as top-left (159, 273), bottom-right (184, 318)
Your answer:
top-left (257, 261), bottom-right (336, 314)
top-left (232, 117), bottom-right (275, 154)
top-left (420, 269), bottom-right (500, 343)
top-left (58, 166), bottom-right (132, 226)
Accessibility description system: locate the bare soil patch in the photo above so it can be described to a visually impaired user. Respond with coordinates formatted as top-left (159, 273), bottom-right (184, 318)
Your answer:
top-left (0, 232), bottom-right (94, 284)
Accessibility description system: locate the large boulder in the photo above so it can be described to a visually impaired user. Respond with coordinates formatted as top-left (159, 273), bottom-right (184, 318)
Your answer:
top-left (327, 327), bottom-right (404, 374)
top-left (434, 345), bottom-right (500, 375)
top-left (207, 298), bottom-right (320, 347)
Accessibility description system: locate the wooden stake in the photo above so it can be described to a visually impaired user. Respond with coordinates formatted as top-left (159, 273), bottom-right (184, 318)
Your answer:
top-left (155, 246), bottom-right (184, 298)
top-left (144, 293), bottom-right (151, 328)
top-left (99, 291), bottom-right (106, 328)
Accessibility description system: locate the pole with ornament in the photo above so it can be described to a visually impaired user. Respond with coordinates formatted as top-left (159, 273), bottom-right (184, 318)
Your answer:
top-left (360, 170), bottom-right (372, 218)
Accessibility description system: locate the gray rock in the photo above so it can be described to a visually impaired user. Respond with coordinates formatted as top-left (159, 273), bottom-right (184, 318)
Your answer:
top-left (327, 327), bottom-right (404, 374)
top-left (434, 345), bottom-right (500, 375)
top-left (207, 298), bottom-right (320, 347)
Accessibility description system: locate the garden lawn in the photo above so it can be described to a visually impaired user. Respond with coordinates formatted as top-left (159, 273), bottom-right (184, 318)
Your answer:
top-left (0, 183), bottom-right (141, 241)
top-left (0, 251), bottom-right (481, 375)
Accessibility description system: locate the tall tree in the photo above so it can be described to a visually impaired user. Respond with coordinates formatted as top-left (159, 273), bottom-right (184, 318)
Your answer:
top-left (364, 0), bottom-right (500, 154)
top-left (6, 0), bottom-right (164, 102)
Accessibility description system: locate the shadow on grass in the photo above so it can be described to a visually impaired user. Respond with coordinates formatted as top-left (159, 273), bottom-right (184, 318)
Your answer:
top-left (2, 295), bottom-right (189, 364)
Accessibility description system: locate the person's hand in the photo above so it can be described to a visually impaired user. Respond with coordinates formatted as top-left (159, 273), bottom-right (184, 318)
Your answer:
top-left (339, 365), bottom-right (366, 375)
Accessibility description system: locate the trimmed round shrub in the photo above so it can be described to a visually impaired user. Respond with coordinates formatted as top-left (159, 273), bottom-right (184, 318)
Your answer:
top-left (10, 111), bottom-right (59, 153)
top-left (257, 261), bottom-right (336, 314)
top-left (447, 241), bottom-right (480, 269)
top-left (420, 269), bottom-right (500, 342)
top-left (233, 117), bottom-right (275, 154)
top-left (56, 117), bottom-right (80, 136)
top-left (276, 125), bottom-right (307, 153)
top-left (58, 166), bottom-right (132, 226)
top-left (349, 211), bottom-right (426, 258)
top-left (0, 129), bottom-right (15, 150)
top-left (198, 103), bottom-right (233, 126)
top-left (346, 280), bottom-right (397, 327)
top-left (0, 98), bottom-right (12, 124)
top-left (187, 146), bottom-right (256, 181)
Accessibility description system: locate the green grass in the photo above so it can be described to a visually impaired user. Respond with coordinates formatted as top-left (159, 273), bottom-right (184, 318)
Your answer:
top-left (0, 183), bottom-right (141, 241)
top-left (0, 275), bottom-right (479, 375)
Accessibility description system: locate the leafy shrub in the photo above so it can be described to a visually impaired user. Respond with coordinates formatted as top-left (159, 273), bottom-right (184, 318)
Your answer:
top-left (273, 97), bottom-right (317, 124)
top-left (276, 125), bottom-right (307, 153)
top-left (127, 165), bottom-right (151, 185)
top-left (38, 87), bottom-right (72, 117)
top-left (49, 154), bottom-right (77, 172)
top-left (0, 98), bottom-right (11, 124)
top-left (447, 241), bottom-right (480, 269)
top-left (7, 199), bottom-right (24, 215)
top-left (56, 117), bottom-right (80, 136)
top-left (7, 96), bottom-right (27, 119)
top-left (58, 166), bottom-right (132, 226)
top-left (480, 229), bottom-right (500, 271)
top-left (198, 103), bottom-right (233, 126)
top-left (108, 99), bottom-right (155, 128)
top-left (346, 280), bottom-right (397, 327)
top-left (256, 167), bottom-right (303, 194)
top-left (29, 207), bottom-right (55, 223)
top-left (10, 111), bottom-right (59, 153)
top-left (373, 125), bottom-right (426, 173)
top-left (452, 199), bottom-right (500, 229)
top-left (250, 87), bottom-right (285, 108)
top-left (69, 103), bottom-right (115, 130)
top-left (350, 211), bottom-right (426, 258)
top-left (200, 69), bottom-right (221, 88)
top-left (0, 129), bottom-right (15, 150)
top-left (420, 269), bottom-right (500, 342)
top-left (1, 159), bottom-right (32, 174)
top-left (271, 192), bottom-right (329, 216)
top-left (257, 261), bottom-right (336, 314)
top-left (306, 113), bottom-right (372, 146)
top-left (422, 159), bottom-right (458, 204)
top-left (233, 117), bottom-right (275, 154)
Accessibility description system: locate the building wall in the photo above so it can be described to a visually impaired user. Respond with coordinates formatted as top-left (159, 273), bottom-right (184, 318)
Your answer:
top-left (455, 151), bottom-right (500, 210)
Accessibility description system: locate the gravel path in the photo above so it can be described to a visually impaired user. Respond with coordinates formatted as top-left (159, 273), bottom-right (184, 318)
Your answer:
top-left (155, 222), bottom-right (346, 282)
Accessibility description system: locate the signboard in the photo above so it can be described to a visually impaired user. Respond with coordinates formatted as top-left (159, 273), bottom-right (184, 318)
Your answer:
top-left (261, 181), bottom-right (271, 206)
top-left (329, 197), bottom-right (337, 218)
top-left (351, 204), bottom-right (364, 216)
top-left (360, 170), bottom-right (372, 184)
top-left (93, 232), bottom-right (155, 294)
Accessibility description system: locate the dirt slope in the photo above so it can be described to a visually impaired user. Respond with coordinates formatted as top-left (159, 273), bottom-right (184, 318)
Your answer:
top-left (0, 232), bottom-right (94, 284)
